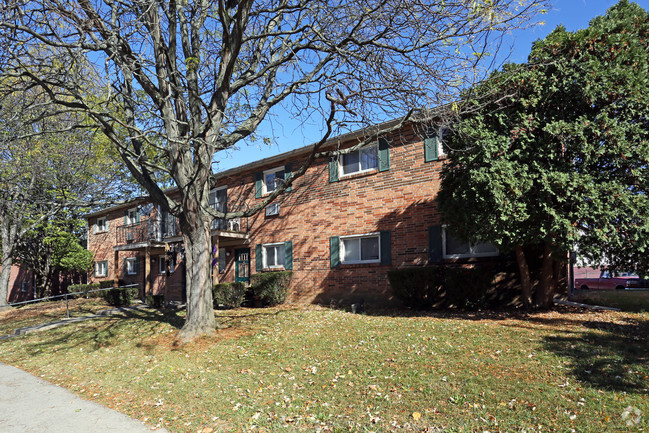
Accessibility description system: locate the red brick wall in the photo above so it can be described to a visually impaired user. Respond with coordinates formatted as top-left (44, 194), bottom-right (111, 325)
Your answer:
top-left (87, 125), bottom-right (448, 306)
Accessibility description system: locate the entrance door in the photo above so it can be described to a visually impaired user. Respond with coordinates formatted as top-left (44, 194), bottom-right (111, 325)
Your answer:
top-left (235, 248), bottom-right (250, 284)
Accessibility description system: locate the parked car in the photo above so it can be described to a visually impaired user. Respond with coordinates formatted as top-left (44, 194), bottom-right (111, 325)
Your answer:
top-left (575, 271), bottom-right (649, 291)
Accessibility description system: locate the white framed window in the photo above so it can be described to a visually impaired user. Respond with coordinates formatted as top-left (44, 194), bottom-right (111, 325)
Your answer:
top-left (95, 216), bottom-right (108, 233)
top-left (126, 208), bottom-right (138, 226)
top-left (20, 281), bottom-right (29, 293)
top-left (340, 145), bottom-right (378, 177)
top-left (95, 260), bottom-right (108, 277)
top-left (209, 186), bottom-right (228, 230)
top-left (263, 243), bottom-right (285, 269)
top-left (125, 257), bottom-right (138, 275)
top-left (265, 203), bottom-right (279, 216)
top-left (262, 166), bottom-right (285, 195)
top-left (340, 232), bottom-right (380, 264)
top-left (442, 227), bottom-right (498, 259)
top-left (158, 255), bottom-right (176, 274)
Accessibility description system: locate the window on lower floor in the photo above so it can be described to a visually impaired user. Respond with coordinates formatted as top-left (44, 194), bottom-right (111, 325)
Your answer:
top-left (125, 257), bottom-right (139, 275)
top-left (341, 145), bottom-right (378, 176)
top-left (442, 227), bottom-right (498, 258)
top-left (158, 255), bottom-right (176, 274)
top-left (263, 243), bottom-right (285, 268)
top-left (95, 260), bottom-right (108, 277)
top-left (341, 233), bottom-right (380, 264)
top-left (20, 281), bottom-right (29, 293)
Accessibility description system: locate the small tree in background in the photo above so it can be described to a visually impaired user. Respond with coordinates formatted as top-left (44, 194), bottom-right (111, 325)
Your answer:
top-left (438, 0), bottom-right (649, 309)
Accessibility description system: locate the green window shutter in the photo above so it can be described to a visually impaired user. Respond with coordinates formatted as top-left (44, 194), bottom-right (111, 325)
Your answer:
top-left (255, 244), bottom-right (263, 272)
top-left (424, 135), bottom-right (439, 162)
top-left (378, 137), bottom-right (390, 172)
top-left (124, 211), bottom-right (127, 225)
top-left (123, 258), bottom-right (127, 277)
top-left (136, 212), bottom-right (141, 223)
top-left (380, 231), bottom-right (392, 265)
top-left (284, 241), bottom-right (293, 270)
top-left (284, 163), bottom-right (292, 192)
top-left (330, 236), bottom-right (340, 268)
top-left (329, 158), bottom-right (339, 183)
top-left (429, 225), bottom-right (442, 263)
top-left (255, 172), bottom-right (263, 198)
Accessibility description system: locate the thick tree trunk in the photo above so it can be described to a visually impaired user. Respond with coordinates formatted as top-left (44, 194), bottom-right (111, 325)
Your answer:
top-left (0, 221), bottom-right (16, 307)
top-left (176, 212), bottom-right (216, 343)
top-left (0, 255), bottom-right (12, 307)
top-left (515, 245), bottom-right (533, 310)
top-left (534, 242), bottom-right (555, 309)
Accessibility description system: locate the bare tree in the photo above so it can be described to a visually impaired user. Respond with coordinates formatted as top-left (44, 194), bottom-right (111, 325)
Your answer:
top-left (0, 0), bottom-right (548, 340)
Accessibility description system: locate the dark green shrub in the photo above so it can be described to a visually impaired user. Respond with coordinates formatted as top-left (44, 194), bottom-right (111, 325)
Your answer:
top-left (250, 271), bottom-right (293, 307)
top-left (445, 267), bottom-right (492, 310)
top-left (99, 280), bottom-right (118, 288)
top-left (68, 283), bottom-right (101, 298)
top-left (145, 294), bottom-right (165, 308)
top-left (102, 286), bottom-right (138, 307)
top-left (387, 267), bottom-right (444, 309)
top-left (212, 282), bottom-right (246, 308)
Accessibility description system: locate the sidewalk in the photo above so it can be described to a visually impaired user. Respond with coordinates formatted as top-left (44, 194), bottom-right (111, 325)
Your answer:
top-left (0, 363), bottom-right (170, 433)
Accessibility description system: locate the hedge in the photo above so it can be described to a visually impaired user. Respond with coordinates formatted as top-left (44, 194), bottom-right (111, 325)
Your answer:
top-left (102, 286), bottom-right (138, 307)
top-left (387, 267), bottom-right (444, 309)
top-left (212, 282), bottom-right (246, 308)
top-left (388, 266), bottom-right (494, 310)
top-left (250, 271), bottom-right (293, 307)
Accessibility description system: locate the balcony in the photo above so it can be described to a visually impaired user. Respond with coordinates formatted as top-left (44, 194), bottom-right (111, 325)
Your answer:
top-left (116, 218), bottom-right (162, 245)
top-left (116, 215), bottom-right (248, 246)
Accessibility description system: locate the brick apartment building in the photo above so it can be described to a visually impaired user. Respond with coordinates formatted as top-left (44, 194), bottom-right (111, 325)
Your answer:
top-left (85, 123), bottom-right (502, 305)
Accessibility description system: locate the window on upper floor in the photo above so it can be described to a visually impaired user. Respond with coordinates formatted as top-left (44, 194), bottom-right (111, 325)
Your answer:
top-left (95, 260), bottom-right (108, 277)
top-left (263, 166), bottom-right (285, 195)
top-left (95, 216), bottom-right (108, 234)
top-left (125, 257), bottom-right (139, 275)
top-left (125, 208), bottom-right (139, 226)
top-left (341, 145), bottom-right (378, 177)
top-left (209, 186), bottom-right (228, 230)
top-left (442, 226), bottom-right (498, 259)
top-left (341, 233), bottom-right (380, 264)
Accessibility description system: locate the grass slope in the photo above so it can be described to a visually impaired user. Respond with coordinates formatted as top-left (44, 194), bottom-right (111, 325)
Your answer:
top-left (0, 305), bottom-right (647, 432)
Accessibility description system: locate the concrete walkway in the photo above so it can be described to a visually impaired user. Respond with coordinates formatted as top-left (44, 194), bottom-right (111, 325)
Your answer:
top-left (0, 362), bottom-right (170, 432)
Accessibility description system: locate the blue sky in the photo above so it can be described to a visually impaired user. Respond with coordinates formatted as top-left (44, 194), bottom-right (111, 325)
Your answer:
top-left (213, 0), bottom-right (644, 173)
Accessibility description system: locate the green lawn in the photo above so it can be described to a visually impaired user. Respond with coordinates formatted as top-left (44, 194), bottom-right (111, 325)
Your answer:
top-left (570, 289), bottom-right (649, 312)
top-left (0, 304), bottom-right (647, 432)
top-left (0, 298), bottom-right (113, 336)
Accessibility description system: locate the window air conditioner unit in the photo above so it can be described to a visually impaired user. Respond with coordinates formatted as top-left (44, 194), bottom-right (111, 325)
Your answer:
top-left (265, 203), bottom-right (279, 216)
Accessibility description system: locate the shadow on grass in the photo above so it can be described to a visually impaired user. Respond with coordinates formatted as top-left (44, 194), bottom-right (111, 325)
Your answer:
top-left (541, 316), bottom-right (649, 395)
top-left (14, 307), bottom-right (186, 356)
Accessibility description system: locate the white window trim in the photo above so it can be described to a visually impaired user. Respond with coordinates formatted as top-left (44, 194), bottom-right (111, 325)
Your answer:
top-left (209, 185), bottom-right (227, 203)
top-left (262, 242), bottom-right (285, 269)
top-left (95, 260), bottom-right (108, 277)
top-left (126, 208), bottom-right (138, 226)
top-left (442, 226), bottom-right (499, 259)
top-left (158, 255), bottom-right (175, 274)
top-left (340, 232), bottom-right (381, 265)
top-left (95, 216), bottom-right (108, 233)
top-left (262, 166), bottom-right (285, 195)
top-left (339, 144), bottom-right (379, 178)
top-left (125, 257), bottom-right (138, 275)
